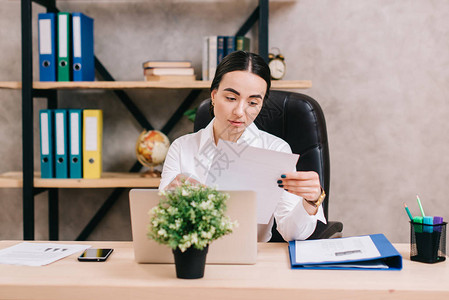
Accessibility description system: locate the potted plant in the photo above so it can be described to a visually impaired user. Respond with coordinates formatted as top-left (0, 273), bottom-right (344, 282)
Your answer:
top-left (147, 182), bottom-right (237, 279)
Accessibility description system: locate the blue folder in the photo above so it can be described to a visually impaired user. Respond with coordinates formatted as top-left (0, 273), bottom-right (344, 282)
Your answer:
top-left (288, 233), bottom-right (402, 270)
top-left (72, 12), bottom-right (94, 81)
top-left (69, 109), bottom-right (83, 178)
top-left (54, 109), bottom-right (69, 178)
top-left (38, 13), bottom-right (56, 81)
top-left (39, 110), bottom-right (54, 178)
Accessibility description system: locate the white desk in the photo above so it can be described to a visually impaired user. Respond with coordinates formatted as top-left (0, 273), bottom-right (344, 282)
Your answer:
top-left (0, 241), bottom-right (447, 300)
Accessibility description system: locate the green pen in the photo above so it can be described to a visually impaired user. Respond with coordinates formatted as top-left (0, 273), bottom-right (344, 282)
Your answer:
top-left (416, 195), bottom-right (426, 217)
top-left (403, 203), bottom-right (413, 221)
top-left (413, 216), bottom-right (423, 233)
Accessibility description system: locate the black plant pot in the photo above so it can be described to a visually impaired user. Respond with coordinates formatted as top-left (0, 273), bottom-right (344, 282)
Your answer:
top-left (172, 245), bottom-right (209, 279)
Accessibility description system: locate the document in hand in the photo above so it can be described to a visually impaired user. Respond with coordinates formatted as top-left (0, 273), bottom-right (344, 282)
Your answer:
top-left (289, 234), bottom-right (402, 270)
top-left (205, 140), bottom-right (299, 224)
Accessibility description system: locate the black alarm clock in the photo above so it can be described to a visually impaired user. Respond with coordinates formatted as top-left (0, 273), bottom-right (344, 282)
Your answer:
top-left (268, 48), bottom-right (286, 80)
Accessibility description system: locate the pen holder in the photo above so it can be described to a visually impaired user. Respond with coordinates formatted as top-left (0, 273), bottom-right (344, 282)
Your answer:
top-left (410, 221), bottom-right (447, 263)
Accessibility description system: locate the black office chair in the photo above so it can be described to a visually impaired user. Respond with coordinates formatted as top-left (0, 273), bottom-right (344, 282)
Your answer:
top-left (193, 90), bottom-right (343, 242)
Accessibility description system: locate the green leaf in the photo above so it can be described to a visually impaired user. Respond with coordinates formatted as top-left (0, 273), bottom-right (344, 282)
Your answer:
top-left (183, 107), bottom-right (197, 123)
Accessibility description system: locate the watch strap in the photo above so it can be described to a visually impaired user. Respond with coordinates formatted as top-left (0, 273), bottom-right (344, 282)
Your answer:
top-left (305, 187), bottom-right (326, 208)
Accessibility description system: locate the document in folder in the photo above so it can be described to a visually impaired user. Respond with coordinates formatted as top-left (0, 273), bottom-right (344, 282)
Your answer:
top-left (288, 234), bottom-right (402, 270)
top-left (54, 109), bottom-right (68, 178)
top-left (72, 12), bottom-right (94, 81)
top-left (83, 110), bottom-right (102, 178)
top-left (39, 110), bottom-right (54, 178)
top-left (38, 13), bottom-right (56, 81)
top-left (69, 109), bottom-right (83, 178)
top-left (57, 12), bottom-right (71, 81)
top-left (205, 140), bottom-right (299, 224)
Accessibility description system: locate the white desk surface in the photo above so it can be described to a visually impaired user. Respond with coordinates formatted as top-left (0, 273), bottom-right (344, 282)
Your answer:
top-left (0, 241), bottom-right (447, 300)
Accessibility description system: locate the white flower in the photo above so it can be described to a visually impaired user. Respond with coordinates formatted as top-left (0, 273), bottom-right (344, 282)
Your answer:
top-left (207, 194), bottom-right (215, 201)
top-left (149, 207), bottom-right (158, 216)
top-left (191, 233), bottom-right (199, 244)
top-left (182, 189), bottom-right (190, 197)
top-left (179, 241), bottom-right (191, 252)
top-left (199, 200), bottom-right (213, 210)
top-left (167, 206), bottom-right (178, 215)
top-left (201, 231), bottom-right (212, 239)
top-left (190, 201), bottom-right (197, 207)
top-left (157, 229), bottom-right (167, 237)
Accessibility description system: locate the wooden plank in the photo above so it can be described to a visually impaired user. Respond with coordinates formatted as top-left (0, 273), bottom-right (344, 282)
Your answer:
top-left (0, 80), bottom-right (312, 90)
top-left (0, 172), bottom-right (160, 188)
top-left (0, 172), bottom-right (22, 188)
top-left (0, 82), bottom-right (21, 89)
top-left (272, 80), bottom-right (312, 89)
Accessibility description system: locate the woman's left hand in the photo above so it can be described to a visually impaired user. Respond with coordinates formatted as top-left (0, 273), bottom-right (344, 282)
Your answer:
top-left (277, 171), bottom-right (321, 201)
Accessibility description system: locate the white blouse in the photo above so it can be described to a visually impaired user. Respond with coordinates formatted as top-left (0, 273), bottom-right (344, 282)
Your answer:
top-left (159, 119), bottom-right (326, 242)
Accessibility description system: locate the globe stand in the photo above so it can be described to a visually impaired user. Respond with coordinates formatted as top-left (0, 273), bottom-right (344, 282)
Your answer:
top-left (140, 166), bottom-right (161, 178)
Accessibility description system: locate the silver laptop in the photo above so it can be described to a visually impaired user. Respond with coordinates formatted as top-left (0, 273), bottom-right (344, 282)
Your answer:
top-left (129, 189), bottom-right (257, 265)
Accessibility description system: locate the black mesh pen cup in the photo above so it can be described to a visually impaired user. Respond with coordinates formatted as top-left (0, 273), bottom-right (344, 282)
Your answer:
top-left (410, 221), bottom-right (446, 263)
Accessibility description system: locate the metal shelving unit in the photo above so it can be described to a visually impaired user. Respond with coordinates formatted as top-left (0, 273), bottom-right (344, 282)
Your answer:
top-left (14, 0), bottom-right (292, 241)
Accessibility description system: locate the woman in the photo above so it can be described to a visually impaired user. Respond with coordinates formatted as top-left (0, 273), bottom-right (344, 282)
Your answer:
top-left (159, 51), bottom-right (326, 242)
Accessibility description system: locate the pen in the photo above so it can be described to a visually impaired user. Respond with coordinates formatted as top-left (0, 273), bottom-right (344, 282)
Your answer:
top-left (434, 216), bottom-right (444, 233)
top-left (423, 216), bottom-right (433, 233)
top-left (433, 216), bottom-right (443, 225)
top-left (416, 195), bottom-right (426, 217)
top-left (403, 203), bottom-right (413, 221)
top-left (413, 216), bottom-right (423, 233)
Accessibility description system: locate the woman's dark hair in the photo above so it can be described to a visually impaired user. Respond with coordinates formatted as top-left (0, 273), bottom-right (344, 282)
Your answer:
top-left (209, 51), bottom-right (271, 116)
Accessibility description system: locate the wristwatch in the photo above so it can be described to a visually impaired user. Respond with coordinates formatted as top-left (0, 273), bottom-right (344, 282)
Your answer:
top-left (305, 187), bottom-right (326, 208)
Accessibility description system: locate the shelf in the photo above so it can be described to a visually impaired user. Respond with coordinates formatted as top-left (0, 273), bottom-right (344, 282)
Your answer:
top-left (0, 80), bottom-right (312, 90)
top-left (0, 172), bottom-right (160, 188)
top-left (47, 0), bottom-right (297, 3)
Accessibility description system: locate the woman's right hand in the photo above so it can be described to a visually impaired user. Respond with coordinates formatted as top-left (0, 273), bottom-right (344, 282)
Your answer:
top-left (164, 173), bottom-right (204, 190)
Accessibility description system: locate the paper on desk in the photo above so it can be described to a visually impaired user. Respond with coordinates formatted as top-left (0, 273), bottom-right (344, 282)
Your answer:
top-left (0, 242), bottom-right (90, 266)
top-left (295, 236), bottom-right (381, 264)
top-left (205, 140), bottom-right (299, 224)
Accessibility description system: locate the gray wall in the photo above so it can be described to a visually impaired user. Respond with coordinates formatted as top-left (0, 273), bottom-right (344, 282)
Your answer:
top-left (1, 0), bottom-right (448, 243)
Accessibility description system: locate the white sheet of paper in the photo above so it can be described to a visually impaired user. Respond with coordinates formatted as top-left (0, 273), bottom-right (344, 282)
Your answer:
top-left (295, 236), bottom-right (381, 264)
top-left (0, 242), bottom-right (91, 266)
top-left (205, 140), bottom-right (299, 224)
top-left (304, 260), bottom-right (389, 269)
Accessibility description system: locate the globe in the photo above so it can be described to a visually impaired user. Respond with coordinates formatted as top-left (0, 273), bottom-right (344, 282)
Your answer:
top-left (135, 130), bottom-right (170, 177)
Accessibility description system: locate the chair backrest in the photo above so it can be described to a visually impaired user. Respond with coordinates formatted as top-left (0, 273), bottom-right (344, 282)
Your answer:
top-left (194, 90), bottom-right (331, 241)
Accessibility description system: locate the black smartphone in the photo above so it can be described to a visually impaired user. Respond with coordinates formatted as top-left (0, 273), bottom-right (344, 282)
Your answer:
top-left (78, 248), bottom-right (113, 262)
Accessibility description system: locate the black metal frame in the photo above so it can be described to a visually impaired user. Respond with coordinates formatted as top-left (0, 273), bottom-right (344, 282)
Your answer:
top-left (21, 0), bottom-right (269, 240)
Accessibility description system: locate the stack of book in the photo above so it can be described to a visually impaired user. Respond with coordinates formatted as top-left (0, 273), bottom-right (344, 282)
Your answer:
top-left (202, 35), bottom-right (250, 81)
top-left (142, 61), bottom-right (196, 81)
